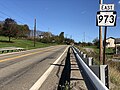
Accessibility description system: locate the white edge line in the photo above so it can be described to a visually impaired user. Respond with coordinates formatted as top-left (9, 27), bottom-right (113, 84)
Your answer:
top-left (29, 46), bottom-right (69, 90)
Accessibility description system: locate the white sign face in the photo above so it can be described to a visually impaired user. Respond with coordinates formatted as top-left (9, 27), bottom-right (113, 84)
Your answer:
top-left (100, 4), bottom-right (114, 11)
top-left (96, 11), bottom-right (116, 26)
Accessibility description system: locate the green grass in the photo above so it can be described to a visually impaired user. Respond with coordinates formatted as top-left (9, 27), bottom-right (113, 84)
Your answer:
top-left (77, 45), bottom-right (120, 89)
top-left (83, 46), bottom-right (97, 49)
top-left (83, 46), bottom-right (114, 56)
top-left (83, 46), bottom-right (99, 53)
top-left (0, 36), bottom-right (57, 50)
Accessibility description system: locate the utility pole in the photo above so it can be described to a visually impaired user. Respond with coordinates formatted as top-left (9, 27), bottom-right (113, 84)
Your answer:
top-left (99, 0), bottom-right (103, 65)
top-left (34, 18), bottom-right (36, 47)
top-left (70, 35), bottom-right (72, 39)
top-left (84, 32), bottom-right (85, 42)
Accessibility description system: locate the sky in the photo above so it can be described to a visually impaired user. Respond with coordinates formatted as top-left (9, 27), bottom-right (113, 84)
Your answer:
top-left (0, 0), bottom-right (120, 42)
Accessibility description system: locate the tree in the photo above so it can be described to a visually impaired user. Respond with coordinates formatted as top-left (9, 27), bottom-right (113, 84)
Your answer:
top-left (54, 35), bottom-right (60, 43)
top-left (23, 24), bottom-right (30, 37)
top-left (40, 32), bottom-right (52, 43)
top-left (3, 18), bottom-right (17, 42)
top-left (87, 42), bottom-right (93, 46)
top-left (93, 37), bottom-right (99, 48)
top-left (59, 32), bottom-right (64, 43)
top-left (17, 24), bottom-right (30, 38)
top-left (0, 24), bottom-right (3, 36)
top-left (65, 38), bottom-right (74, 45)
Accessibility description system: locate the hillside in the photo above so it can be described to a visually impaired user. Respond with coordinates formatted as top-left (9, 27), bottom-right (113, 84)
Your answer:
top-left (0, 36), bottom-right (56, 50)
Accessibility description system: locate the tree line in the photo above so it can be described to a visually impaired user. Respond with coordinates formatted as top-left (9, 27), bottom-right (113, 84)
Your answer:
top-left (0, 18), bottom-right (30, 42)
top-left (0, 18), bottom-right (74, 44)
top-left (38, 31), bottom-right (74, 44)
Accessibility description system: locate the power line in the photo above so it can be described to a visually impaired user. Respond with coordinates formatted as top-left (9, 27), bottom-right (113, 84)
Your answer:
top-left (0, 1), bottom-right (26, 21)
top-left (0, 10), bottom-right (33, 29)
top-left (0, 11), bottom-right (11, 18)
top-left (0, 15), bottom-right (5, 19)
top-left (0, 2), bottom-right (34, 29)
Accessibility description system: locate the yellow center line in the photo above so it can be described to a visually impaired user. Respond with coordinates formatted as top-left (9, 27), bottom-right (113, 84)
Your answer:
top-left (0, 46), bottom-right (60, 63)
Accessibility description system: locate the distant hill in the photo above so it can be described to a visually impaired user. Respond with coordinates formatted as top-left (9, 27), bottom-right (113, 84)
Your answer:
top-left (29, 30), bottom-right (44, 37)
top-left (0, 21), bottom-right (4, 25)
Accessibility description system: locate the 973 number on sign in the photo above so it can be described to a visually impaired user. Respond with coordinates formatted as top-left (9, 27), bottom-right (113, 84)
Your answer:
top-left (99, 15), bottom-right (114, 23)
top-left (97, 11), bottom-right (116, 26)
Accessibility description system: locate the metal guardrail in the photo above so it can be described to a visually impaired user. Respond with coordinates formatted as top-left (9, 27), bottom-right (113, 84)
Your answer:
top-left (72, 47), bottom-right (109, 90)
top-left (0, 47), bottom-right (25, 53)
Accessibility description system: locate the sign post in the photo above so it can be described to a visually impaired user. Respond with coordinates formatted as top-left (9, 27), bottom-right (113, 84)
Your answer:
top-left (99, 0), bottom-right (103, 65)
top-left (103, 26), bottom-right (107, 65)
top-left (97, 2), bottom-right (117, 88)
top-left (97, 4), bottom-right (117, 65)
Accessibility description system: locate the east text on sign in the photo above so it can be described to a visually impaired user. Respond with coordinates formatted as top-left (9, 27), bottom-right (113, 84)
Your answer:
top-left (100, 4), bottom-right (114, 11)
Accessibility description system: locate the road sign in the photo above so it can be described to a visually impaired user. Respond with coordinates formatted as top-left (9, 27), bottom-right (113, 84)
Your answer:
top-left (96, 11), bottom-right (117, 26)
top-left (100, 4), bottom-right (114, 11)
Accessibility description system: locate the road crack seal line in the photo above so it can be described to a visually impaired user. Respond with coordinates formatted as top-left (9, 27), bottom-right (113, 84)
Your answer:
top-left (29, 46), bottom-right (69, 90)
top-left (0, 46), bottom-right (66, 88)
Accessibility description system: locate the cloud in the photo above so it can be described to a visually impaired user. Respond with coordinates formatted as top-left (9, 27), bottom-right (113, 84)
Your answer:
top-left (81, 11), bottom-right (86, 14)
top-left (118, 1), bottom-right (120, 4)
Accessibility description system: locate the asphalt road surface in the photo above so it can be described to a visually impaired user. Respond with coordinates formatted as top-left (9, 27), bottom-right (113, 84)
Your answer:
top-left (0, 45), bottom-right (68, 90)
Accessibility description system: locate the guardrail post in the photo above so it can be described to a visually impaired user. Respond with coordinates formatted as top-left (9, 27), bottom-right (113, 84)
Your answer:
top-left (83, 54), bottom-right (88, 64)
top-left (100, 65), bottom-right (109, 88)
top-left (87, 57), bottom-right (93, 66)
top-left (81, 52), bottom-right (83, 55)
top-left (83, 54), bottom-right (86, 58)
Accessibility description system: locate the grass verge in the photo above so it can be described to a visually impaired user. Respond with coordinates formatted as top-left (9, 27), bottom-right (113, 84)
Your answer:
top-left (0, 36), bottom-right (57, 50)
top-left (76, 45), bottom-right (120, 89)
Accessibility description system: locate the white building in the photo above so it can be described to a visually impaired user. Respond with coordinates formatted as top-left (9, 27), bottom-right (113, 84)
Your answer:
top-left (106, 37), bottom-right (115, 48)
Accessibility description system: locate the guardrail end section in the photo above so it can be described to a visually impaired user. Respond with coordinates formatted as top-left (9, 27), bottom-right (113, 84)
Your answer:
top-left (100, 65), bottom-right (109, 89)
